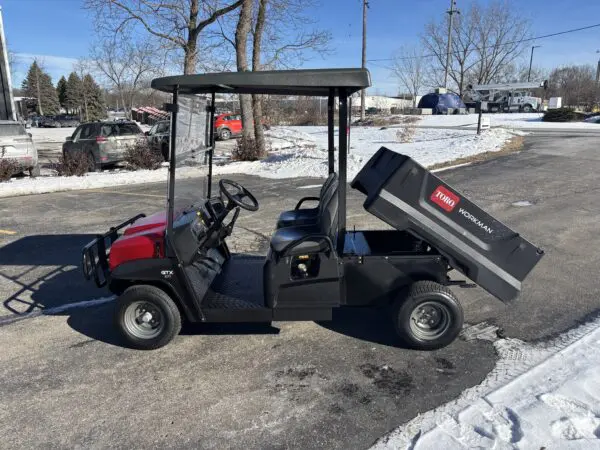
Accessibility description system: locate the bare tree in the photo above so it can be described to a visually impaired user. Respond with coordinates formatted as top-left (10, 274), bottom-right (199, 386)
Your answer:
top-left (74, 59), bottom-right (94, 121)
top-left (235, 0), bottom-right (254, 141)
top-left (422, 8), bottom-right (477, 94)
top-left (392, 45), bottom-right (425, 107)
top-left (215, 0), bottom-right (331, 69)
top-left (251, 0), bottom-right (267, 152)
top-left (548, 65), bottom-right (599, 108)
top-left (84, 0), bottom-right (244, 74)
top-left (91, 37), bottom-right (159, 117)
top-left (422, 0), bottom-right (530, 94)
top-left (470, 1), bottom-right (530, 84)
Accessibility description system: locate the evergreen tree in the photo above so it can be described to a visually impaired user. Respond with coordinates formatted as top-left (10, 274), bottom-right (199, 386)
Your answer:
top-left (21, 60), bottom-right (60, 116)
top-left (56, 76), bottom-right (68, 110)
top-left (65, 72), bottom-right (83, 116)
top-left (82, 74), bottom-right (107, 121)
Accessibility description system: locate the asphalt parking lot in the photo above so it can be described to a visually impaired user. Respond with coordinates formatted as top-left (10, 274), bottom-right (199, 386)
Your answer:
top-left (1, 133), bottom-right (599, 449)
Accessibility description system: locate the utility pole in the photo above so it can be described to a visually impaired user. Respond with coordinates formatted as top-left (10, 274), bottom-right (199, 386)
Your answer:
top-left (528, 45), bottom-right (541, 82)
top-left (360, 0), bottom-right (368, 120)
top-left (596, 50), bottom-right (600, 84)
top-left (444, 0), bottom-right (458, 89)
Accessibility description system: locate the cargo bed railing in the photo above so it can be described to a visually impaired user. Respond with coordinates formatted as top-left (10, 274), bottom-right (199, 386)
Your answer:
top-left (82, 214), bottom-right (146, 287)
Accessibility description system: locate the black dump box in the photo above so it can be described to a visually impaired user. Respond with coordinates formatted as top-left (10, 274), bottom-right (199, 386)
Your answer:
top-left (351, 147), bottom-right (544, 303)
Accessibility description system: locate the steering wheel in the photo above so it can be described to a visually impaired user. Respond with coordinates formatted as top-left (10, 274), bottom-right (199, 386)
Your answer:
top-left (218, 179), bottom-right (259, 212)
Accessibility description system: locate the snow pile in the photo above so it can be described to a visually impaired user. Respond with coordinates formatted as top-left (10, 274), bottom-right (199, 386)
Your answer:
top-left (0, 165), bottom-right (205, 198)
top-left (372, 317), bottom-right (600, 450)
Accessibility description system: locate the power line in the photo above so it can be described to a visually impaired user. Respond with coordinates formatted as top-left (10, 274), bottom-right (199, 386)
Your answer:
top-left (367, 22), bottom-right (600, 63)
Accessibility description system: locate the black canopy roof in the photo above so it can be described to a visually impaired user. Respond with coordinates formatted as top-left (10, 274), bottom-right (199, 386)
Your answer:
top-left (151, 68), bottom-right (371, 96)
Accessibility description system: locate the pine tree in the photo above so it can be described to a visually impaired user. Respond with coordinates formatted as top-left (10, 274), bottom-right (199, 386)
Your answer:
top-left (56, 76), bottom-right (68, 110)
top-left (82, 74), bottom-right (107, 121)
top-left (21, 61), bottom-right (60, 116)
top-left (65, 72), bottom-right (83, 116)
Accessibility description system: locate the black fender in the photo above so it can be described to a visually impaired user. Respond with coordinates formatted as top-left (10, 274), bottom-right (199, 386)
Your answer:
top-left (110, 258), bottom-right (200, 322)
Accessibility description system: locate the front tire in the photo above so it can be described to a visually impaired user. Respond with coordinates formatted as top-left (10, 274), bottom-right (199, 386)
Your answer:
top-left (522, 104), bottom-right (533, 113)
top-left (392, 281), bottom-right (463, 350)
top-left (115, 285), bottom-right (182, 350)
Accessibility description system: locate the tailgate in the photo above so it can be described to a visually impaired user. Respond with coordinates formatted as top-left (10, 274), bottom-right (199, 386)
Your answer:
top-left (351, 147), bottom-right (545, 303)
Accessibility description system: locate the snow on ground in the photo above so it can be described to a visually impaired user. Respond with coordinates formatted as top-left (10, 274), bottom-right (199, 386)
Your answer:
top-left (212, 126), bottom-right (519, 180)
top-left (1, 125), bottom-right (518, 197)
top-left (28, 126), bottom-right (76, 143)
top-left (372, 317), bottom-right (600, 450)
top-left (412, 112), bottom-right (600, 130)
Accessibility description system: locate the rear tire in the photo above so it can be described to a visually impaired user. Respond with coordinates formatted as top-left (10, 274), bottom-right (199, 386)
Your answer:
top-left (161, 142), bottom-right (169, 162)
top-left (29, 164), bottom-right (40, 178)
top-left (87, 152), bottom-right (101, 172)
top-left (392, 281), bottom-right (463, 351)
top-left (115, 285), bottom-right (182, 350)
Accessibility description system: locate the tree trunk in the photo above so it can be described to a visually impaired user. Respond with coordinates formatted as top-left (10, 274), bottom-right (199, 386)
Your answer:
top-left (35, 66), bottom-right (44, 116)
top-left (183, 0), bottom-right (200, 74)
top-left (235, 0), bottom-right (254, 141)
top-left (251, 0), bottom-right (268, 153)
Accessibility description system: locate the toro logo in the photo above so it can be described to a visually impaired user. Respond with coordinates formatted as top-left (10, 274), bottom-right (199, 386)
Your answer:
top-left (430, 185), bottom-right (459, 212)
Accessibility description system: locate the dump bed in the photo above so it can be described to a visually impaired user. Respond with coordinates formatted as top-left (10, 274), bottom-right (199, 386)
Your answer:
top-left (351, 147), bottom-right (544, 303)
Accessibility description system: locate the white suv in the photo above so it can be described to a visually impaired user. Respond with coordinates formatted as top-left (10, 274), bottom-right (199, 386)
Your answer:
top-left (0, 121), bottom-right (40, 177)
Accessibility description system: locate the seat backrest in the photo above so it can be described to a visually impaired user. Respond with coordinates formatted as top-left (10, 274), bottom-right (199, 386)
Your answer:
top-left (319, 172), bottom-right (338, 199)
top-left (318, 177), bottom-right (339, 243)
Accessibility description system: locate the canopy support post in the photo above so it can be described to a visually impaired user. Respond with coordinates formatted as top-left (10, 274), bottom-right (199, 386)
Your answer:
top-left (327, 91), bottom-right (335, 174)
top-left (208, 91), bottom-right (216, 197)
top-left (167, 85), bottom-right (178, 239)
top-left (337, 89), bottom-right (348, 255)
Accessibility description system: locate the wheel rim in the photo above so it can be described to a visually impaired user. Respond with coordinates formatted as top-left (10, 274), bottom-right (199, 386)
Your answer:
top-left (221, 129), bottom-right (230, 139)
top-left (409, 301), bottom-right (451, 341)
top-left (123, 301), bottom-right (165, 340)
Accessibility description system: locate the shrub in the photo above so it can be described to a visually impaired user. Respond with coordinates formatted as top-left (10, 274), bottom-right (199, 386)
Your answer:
top-left (542, 107), bottom-right (586, 122)
top-left (0, 158), bottom-right (20, 182)
top-left (231, 136), bottom-right (266, 161)
top-left (124, 138), bottom-right (164, 170)
top-left (54, 152), bottom-right (92, 177)
top-left (396, 125), bottom-right (417, 143)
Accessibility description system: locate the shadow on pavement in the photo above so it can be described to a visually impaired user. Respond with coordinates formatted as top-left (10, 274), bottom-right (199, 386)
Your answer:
top-left (66, 303), bottom-right (280, 349)
top-left (317, 307), bottom-right (402, 348)
top-left (0, 234), bottom-right (101, 314)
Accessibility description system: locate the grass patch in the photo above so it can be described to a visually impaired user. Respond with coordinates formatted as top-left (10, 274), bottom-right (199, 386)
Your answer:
top-left (427, 135), bottom-right (525, 171)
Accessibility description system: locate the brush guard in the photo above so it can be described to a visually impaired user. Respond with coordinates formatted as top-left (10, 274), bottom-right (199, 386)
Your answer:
top-left (82, 214), bottom-right (146, 287)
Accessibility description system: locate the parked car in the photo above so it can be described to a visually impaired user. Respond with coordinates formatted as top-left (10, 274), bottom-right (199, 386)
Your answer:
top-left (214, 113), bottom-right (242, 140)
top-left (214, 113), bottom-right (271, 140)
top-left (62, 121), bottom-right (144, 171)
top-left (145, 120), bottom-right (170, 161)
top-left (0, 121), bottom-right (39, 177)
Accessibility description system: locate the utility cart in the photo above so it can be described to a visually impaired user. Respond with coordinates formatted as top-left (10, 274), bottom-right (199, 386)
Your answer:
top-left (82, 68), bottom-right (544, 350)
